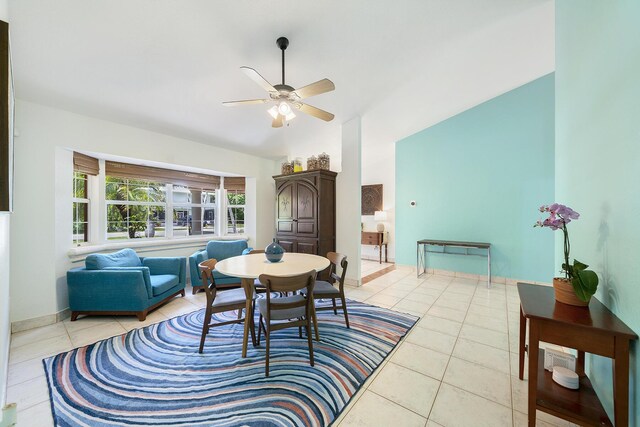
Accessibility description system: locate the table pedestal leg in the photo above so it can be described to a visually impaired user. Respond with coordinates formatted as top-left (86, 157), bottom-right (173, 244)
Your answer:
top-left (241, 278), bottom-right (255, 358)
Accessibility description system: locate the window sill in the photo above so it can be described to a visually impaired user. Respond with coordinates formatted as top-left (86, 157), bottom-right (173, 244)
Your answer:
top-left (68, 235), bottom-right (249, 262)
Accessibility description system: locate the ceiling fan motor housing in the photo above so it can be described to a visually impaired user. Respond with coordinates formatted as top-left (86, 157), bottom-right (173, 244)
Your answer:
top-left (276, 37), bottom-right (289, 51)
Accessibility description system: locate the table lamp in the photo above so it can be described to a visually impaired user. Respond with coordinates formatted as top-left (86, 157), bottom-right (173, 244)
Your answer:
top-left (374, 210), bottom-right (388, 232)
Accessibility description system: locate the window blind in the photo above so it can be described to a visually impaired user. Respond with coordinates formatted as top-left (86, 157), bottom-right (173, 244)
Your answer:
top-left (223, 177), bottom-right (245, 192)
top-left (105, 161), bottom-right (221, 189)
top-left (73, 152), bottom-right (100, 176)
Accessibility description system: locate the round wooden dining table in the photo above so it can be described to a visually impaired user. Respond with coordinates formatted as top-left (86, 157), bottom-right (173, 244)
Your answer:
top-left (215, 252), bottom-right (330, 357)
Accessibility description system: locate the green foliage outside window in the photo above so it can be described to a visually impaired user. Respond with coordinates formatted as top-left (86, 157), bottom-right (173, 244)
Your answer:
top-left (227, 191), bottom-right (245, 233)
top-left (106, 177), bottom-right (165, 239)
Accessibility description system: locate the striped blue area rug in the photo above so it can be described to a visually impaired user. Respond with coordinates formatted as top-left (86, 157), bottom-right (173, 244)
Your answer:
top-left (44, 299), bottom-right (417, 426)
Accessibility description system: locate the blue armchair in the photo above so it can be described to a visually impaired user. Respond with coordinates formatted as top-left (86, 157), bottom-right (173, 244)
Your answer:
top-left (188, 240), bottom-right (249, 294)
top-left (67, 248), bottom-right (187, 321)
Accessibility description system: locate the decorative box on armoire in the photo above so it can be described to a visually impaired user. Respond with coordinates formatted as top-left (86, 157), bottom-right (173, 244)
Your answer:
top-left (273, 169), bottom-right (337, 257)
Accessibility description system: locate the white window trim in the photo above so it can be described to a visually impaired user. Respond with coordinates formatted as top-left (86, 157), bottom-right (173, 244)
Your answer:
top-left (72, 172), bottom-right (91, 246)
top-left (67, 234), bottom-right (249, 262)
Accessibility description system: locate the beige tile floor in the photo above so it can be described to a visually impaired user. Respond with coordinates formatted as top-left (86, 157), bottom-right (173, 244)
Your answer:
top-left (361, 259), bottom-right (394, 277)
top-left (6, 268), bottom-right (577, 427)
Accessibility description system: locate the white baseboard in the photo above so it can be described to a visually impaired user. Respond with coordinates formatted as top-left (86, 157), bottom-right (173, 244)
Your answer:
top-left (11, 308), bottom-right (70, 334)
top-left (1, 403), bottom-right (17, 427)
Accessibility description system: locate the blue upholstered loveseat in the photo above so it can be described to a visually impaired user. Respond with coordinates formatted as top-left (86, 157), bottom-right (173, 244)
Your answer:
top-left (67, 248), bottom-right (187, 321)
top-left (188, 240), bottom-right (249, 294)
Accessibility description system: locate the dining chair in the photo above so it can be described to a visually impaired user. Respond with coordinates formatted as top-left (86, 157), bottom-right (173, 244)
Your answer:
top-left (300, 252), bottom-right (349, 340)
top-left (256, 271), bottom-right (316, 377)
top-left (197, 259), bottom-right (256, 353)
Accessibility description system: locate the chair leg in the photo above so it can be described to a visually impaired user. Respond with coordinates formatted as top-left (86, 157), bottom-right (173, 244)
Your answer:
top-left (180, 289), bottom-right (185, 297)
top-left (299, 325), bottom-right (303, 339)
top-left (306, 316), bottom-right (315, 367)
top-left (312, 301), bottom-right (320, 341)
top-left (248, 312), bottom-right (257, 347)
top-left (137, 311), bottom-right (147, 321)
top-left (70, 312), bottom-right (79, 321)
top-left (198, 308), bottom-right (212, 354)
top-left (265, 323), bottom-right (271, 377)
top-left (340, 294), bottom-right (350, 328)
top-left (192, 286), bottom-right (199, 295)
top-left (257, 314), bottom-right (263, 345)
top-left (237, 308), bottom-right (243, 320)
top-left (332, 298), bottom-right (337, 315)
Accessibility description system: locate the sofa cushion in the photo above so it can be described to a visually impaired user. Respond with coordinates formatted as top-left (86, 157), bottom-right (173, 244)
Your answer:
top-left (206, 240), bottom-right (248, 261)
top-left (86, 248), bottom-right (141, 270)
top-left (150, 274), bottom-right (180, 296)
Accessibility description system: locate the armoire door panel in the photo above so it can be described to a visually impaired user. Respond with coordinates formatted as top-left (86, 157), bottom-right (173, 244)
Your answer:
top-left (296, 183), bottom-right (316, 220)
top-left (296, 221), bottom-right (316, 236)
top-left (296, 240), bottom-right (318, 254)
top-left (277, 183), bottom-right (294, 220)
top-left (277, 221), bottom-right (294, 233)
top-left (278, 240), bottom-right (295, 253)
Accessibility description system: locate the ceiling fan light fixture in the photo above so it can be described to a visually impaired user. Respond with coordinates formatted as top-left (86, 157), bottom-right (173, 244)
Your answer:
top-left (268, 105), bottom-right (296, 122)
top-left (268, 105), bottom-right (279, 120)
top-left (278, 101), bottom-right (291, 116)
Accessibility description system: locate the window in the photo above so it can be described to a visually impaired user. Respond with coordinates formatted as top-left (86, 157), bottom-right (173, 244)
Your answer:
top-left (72, 172), bottom-right (89, 245)
top-left (72, 152), bottom-right (99, 245)
top-left (105, 177), bottom-right (166, 240)
top-left (73, 159), bottom-right (248, 244)
top-left (226, 189), bottom-right (245, 234)
top-left (172, 187), bottom-right (216, 237)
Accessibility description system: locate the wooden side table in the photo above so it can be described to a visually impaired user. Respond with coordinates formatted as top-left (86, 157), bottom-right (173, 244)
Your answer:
top-left (518, 283), bottom-right (637, 426)
top-left (361, 231), bottom-right (388, 264)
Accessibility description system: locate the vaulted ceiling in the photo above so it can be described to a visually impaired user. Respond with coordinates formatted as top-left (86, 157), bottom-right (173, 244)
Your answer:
top-left (9, 0), bottom-right (554, 160)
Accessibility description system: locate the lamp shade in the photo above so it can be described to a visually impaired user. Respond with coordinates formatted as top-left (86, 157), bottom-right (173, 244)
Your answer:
top-left (374, 211), bottom-right (387, 221)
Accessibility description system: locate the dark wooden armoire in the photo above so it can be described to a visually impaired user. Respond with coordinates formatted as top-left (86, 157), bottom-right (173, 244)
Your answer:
top-left (273, 170), bottom-right (337, 257)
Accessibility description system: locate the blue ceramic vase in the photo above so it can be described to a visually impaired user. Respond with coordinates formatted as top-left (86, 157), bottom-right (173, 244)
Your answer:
top-left (265, 239), bottom-right (284, 263)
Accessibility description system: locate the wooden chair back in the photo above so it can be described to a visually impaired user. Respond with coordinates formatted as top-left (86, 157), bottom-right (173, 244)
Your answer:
top-left (326, 252), bottom-right (348, 290)
top-left (259, 271), bottom-right (316, 316)
top-left (198, 259), bottom-right (218, 302)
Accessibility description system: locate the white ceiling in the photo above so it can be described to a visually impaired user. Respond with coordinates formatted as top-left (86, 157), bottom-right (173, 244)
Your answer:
top-left (9, 0), bottom-right (552, 160)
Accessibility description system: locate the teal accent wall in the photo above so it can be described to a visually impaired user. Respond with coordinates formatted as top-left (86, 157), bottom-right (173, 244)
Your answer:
top-left (395, 74), bottom-right (555, 282)
top-left (556, 2), bottom-right (640, 423)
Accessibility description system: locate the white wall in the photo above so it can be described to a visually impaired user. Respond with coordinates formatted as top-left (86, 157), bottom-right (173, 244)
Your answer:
top-left (0, 0), bottom-right (11, 415)
top-left (336, 117), bottom-right (361, 284)
top-left (10, 100), bottom-right (277, 324)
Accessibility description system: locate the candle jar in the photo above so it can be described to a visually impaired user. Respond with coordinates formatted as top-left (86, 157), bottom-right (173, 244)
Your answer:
top-left (318, 152), bottom-right (330, 170)
top-left (281, 161), bottom-right (293, 175)
top-left (307, 155), bottom-right (318, 170)
top-left (293, 157), bottom-right (303, 172)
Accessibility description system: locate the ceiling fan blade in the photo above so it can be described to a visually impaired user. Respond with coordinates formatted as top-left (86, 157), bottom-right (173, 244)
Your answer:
top-left (291, 79), bottom-right (335, 100)
top-left (272, 114), bottom-right (284, 128)
top-left (240, 66), bottom-right (278, 94)
top-left (294, 102), bottom-right (335, 122)
top-left (222, 99), bottom-right (268, 106)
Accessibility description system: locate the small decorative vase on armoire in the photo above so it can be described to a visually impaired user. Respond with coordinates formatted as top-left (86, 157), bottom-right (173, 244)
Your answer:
top-left (273, 169), bottom-right (337, 257)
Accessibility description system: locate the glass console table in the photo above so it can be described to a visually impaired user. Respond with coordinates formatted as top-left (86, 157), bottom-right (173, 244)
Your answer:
top-left (416, 239), bottom-right (491, 288)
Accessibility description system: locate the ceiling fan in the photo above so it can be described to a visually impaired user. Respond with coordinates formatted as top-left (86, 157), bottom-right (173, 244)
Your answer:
top-left (223, 37), bottom-right (335, 128)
